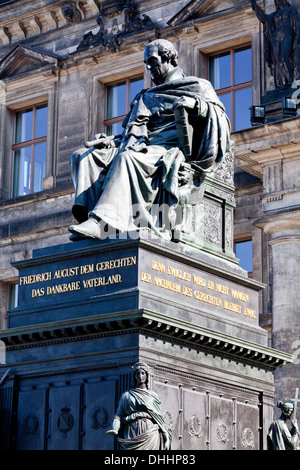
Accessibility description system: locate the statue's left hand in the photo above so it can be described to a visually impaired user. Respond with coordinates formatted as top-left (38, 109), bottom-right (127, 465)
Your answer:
top-left (178, 166), bottom-right (191, 185)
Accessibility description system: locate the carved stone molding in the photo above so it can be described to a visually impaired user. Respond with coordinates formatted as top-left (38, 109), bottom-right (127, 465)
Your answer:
top-left (216, 422), bottom-right (229, 444)
top-left (61, 2), bottom-right (83, 23)
top-left (22, 415), bottom-right (40, 437)
top-left (213, 144), bottom-right (235, 187)
top-left (57, 406), bottom-right (74, 438)
top-left (188, 414), bottom-right (202, 438)
top-left (0, 44), bottom-right (62, 80)
top-left (0, 310), bottom-right (292, 371)
top-left (0, 0), bottom-right (99, 47)
top-left (241, 427), bottom-right (255, 449)
top-left (91, 407), bottom-right (109, 429)
top-left (77, 0), bottom-right (158, 52)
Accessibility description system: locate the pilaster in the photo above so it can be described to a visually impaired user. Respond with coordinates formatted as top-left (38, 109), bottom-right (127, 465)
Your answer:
top-left (235, 117), bottom-right (300, 404)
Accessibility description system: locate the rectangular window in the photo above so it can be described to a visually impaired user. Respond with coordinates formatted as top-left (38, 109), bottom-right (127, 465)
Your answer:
top-left (7, 283), bottom-right (18, 311)
top-left (12, 103), bottom-right (48, 197)
top-left (235, 239), bottom-right (253, 275)
top-left (104, 76), bottom-right (144, 136)
top-left (209, 46), bottom-right (252, 131)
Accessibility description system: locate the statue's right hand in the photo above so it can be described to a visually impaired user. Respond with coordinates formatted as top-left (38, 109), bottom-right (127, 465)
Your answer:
top-left (94, 133), bottom-right (107, 140)
top-left (106, 429), bottom-right (118, 435)
top-left (291, 419), bottom-right (299, 430)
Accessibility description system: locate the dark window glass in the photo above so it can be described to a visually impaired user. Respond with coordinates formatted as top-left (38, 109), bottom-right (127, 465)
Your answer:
top-left (104, 76), bottom-right (143, 136)
top-left (208, 46), bottom-right (252, 131)
top-left (14, 108), bottom-right (33, 143)
top-left (234, 87), bottom-right (252, 131)
top-left (209, 52), bottom-right (231, 89)
top-left (106, 121), bottom-right (124, 137)
top-left (33, 142), bottom-right (47, 193)
top-left (129, 77), bottom-right (144, 103)
top-left (12, 147), bottom-right (32, 197)
top-left (35, 104), bottom-right (48, 139)
top-left (7, 283), bottom-right (18, 311)
top-left (235, 240), bottom-right (253, 273)
top-left (234, 47), bottom-right (252, 85)
top-left (106, 81), bottom-right (126, 119)
top-left (12, 104), bottom-right (47, 198)
top-left (218, 93), bottom-right (231, 122)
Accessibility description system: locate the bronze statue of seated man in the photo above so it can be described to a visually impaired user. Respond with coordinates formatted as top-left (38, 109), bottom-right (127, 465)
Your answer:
top-left (68, 39), bottom-right (230, 241)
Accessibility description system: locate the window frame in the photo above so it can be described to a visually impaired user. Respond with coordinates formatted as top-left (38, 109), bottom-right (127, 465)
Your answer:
top-left (103, 75), bottom-right (144, 134)
top-left (234, 236), bottom-right (253, 276)
top-left (208, 44), bottom-right (252, 131)
top-left (11, 102), bottom-right (48, 198)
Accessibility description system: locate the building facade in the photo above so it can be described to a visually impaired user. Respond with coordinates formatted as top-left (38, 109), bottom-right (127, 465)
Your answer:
top-left (0, 0), bottom-right (299, 437)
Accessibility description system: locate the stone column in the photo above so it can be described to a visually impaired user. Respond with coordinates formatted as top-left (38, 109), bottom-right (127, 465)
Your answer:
top-left (263, 216), bottom-right (300, 404)
top-left (234, 97), bottom-right (300, 409)
top-left (257, 153), bottom-right (300, 404)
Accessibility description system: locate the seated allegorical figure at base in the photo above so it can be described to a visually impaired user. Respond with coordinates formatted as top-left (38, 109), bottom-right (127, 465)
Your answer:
top-left (106, 362), bottom-right (172, 450)
top-left (68, 39), bottom-right (231, 241)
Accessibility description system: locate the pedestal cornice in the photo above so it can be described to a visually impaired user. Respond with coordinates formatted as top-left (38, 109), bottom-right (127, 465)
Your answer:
top-left (0, 309), bottom-right (293, 372)
top-left (233, 117), bottom-right (300, 178)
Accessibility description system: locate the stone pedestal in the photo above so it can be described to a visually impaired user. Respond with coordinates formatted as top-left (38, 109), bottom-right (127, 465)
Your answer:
top-left (0, 234), bottom-right (292, 450)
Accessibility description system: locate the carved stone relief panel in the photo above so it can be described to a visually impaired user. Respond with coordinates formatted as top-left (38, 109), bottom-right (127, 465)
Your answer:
top-left (210, 396), bottom-right (233, 450)
top-left (212, 144), bottom-right (235, 187)
top-left (236, 402), bottom-right (259, 450)
top-left (182, 389), bottom-right (207, 450)
top-left (48, 384), bottom-right (81, 450)
top-left (16, 388), bottom-right (46, 450)
top-left (225, 207), bottom-right (233, 252)
top-left (154, 381), bottom-right (181, 449)
top-left (203, 199), bottom-right (222, 247)
top-left (83, 380), bottom-right (116, 450)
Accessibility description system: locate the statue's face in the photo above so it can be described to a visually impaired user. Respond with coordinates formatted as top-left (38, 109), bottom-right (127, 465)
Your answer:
top-left (144, 45), bottom-right (171, 85)
top-left (275, 0), bottom-right (284, 9)
top-left (134, 367), bottom-right (147, 385)
top-left (282, 403), bottom-right (294, 418)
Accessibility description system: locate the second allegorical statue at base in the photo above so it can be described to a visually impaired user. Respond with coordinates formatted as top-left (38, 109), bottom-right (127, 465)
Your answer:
top-left (106, 362), bottom-right (171, 450)
top-left (267, 400), bottom-right (299, 450)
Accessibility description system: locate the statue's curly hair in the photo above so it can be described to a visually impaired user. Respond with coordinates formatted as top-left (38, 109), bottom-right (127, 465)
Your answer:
top-left (147, 39), bottom-right (178, 66)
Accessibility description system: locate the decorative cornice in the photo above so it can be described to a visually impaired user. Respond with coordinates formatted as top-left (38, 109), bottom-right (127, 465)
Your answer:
top-left (76, 0), bottom-right (159, 52)
top-left (0, 0), bottom-right (99, 48)
top-left (0, 309), bottom-right (293, 371)
top-left (0, 43), bottom-right (63, 79)
top-left (168, 0), bottom-right (224, 27)
top-left (167, 0), bottom-right (251, 28)
top-left (234, 117), bottom-right (300, 178)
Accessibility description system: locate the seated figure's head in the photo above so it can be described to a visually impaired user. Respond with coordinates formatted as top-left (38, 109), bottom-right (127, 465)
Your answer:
top-left (144, 39), bottom-right (178, 85)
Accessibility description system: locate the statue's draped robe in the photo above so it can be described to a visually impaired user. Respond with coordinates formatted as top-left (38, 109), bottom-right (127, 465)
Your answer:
top-left (267, 419), bottom-right (299, 450)
top-left (114, 388), bottom-right (171, 450)
top-left (71, 67), bottom-right (230, 237)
